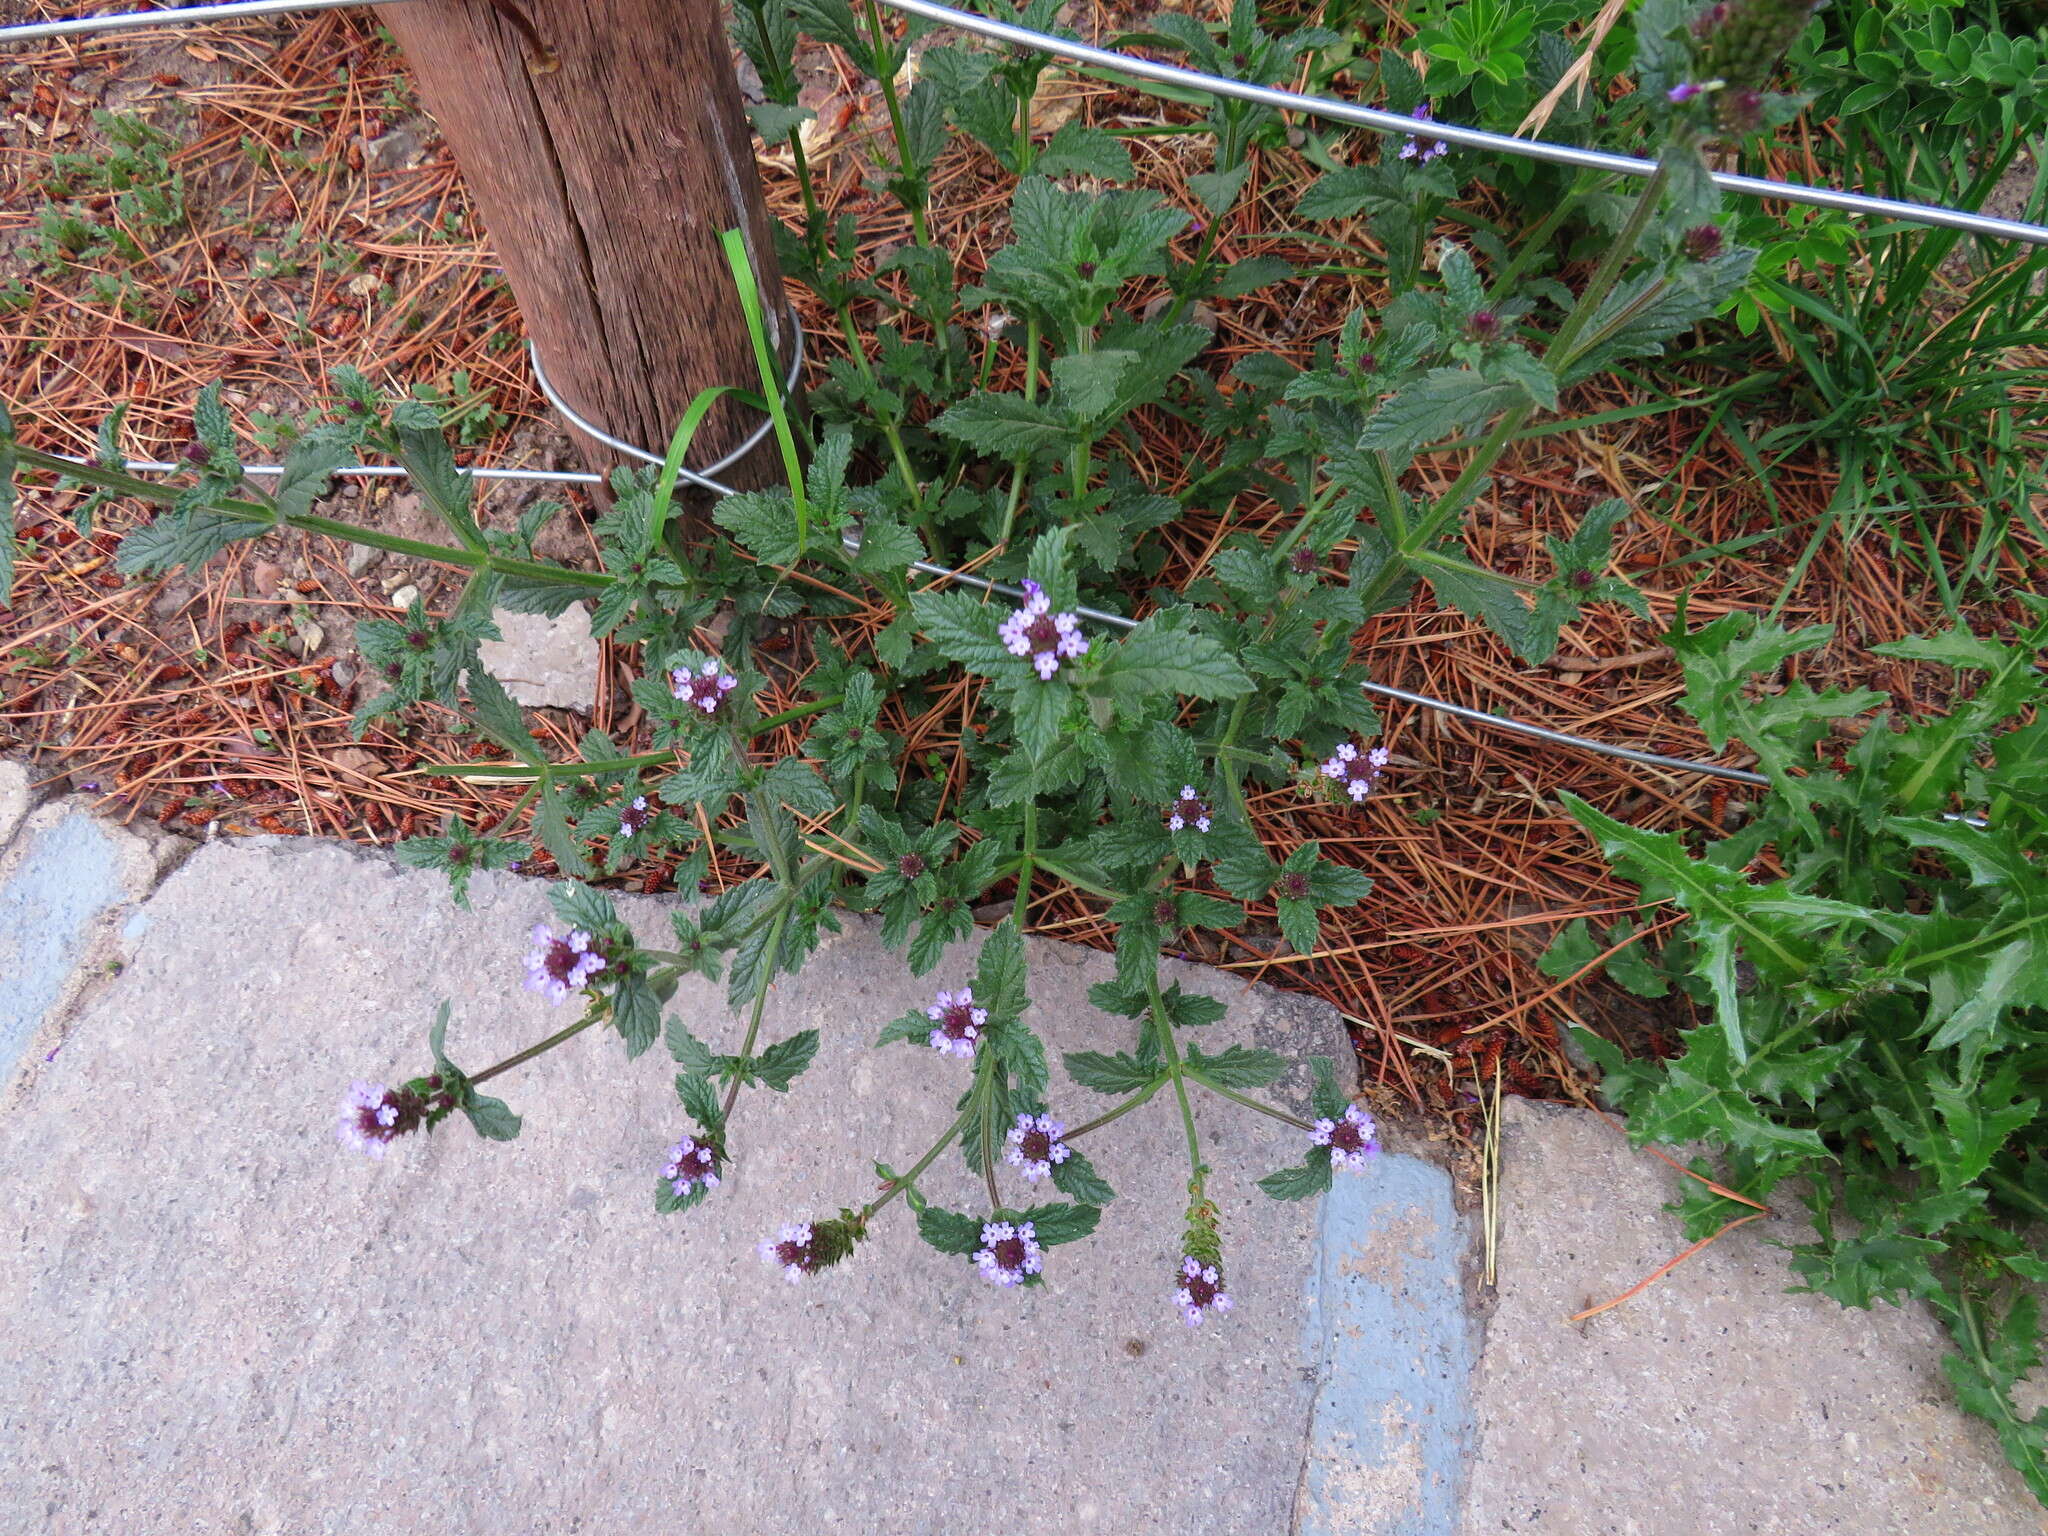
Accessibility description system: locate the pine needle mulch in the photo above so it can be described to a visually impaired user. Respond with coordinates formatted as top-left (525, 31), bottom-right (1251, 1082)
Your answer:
top-left (3, 5), bottom-right (2037, 1145)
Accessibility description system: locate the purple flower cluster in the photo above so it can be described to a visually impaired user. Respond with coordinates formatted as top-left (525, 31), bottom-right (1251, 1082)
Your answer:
top-left (336, 1081), bottom-right (425, 1158)
top-left (998, 578), bottom-right (1088, 680)
top-left (1003, 1113), bottom-right (1073, 1184)
top-left (618, 795), bottom-right (654, 836)
top-left (1175, 1256), bottom-right (1234, 1327)
top-left (759, 1221), bottom-right (824, 1284)
top-left (1167, 786), bottom-right (1212, 834)
top-left (1310, 1103), bottom-right (1381, 1171)
top-left (524, 924), bottom-right (606, 1004)
top-left (670, 659), bottom-right (738, 716)
top-left (1398, 102), bottom-right (1447, 163)
top-left (1320, 740), bottom-right (1392, 803)
top-left (974, 1220), bottom-right (1045, 1287)
top-left (926, 987), bottom-right (987, 1058)
top-left (661, 1133), bottom-right (721, 1198)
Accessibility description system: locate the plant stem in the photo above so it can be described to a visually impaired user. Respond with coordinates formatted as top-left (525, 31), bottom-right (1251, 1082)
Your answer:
top-left (1149, 970), bottom-right (1205, 1190)
top-left (867, 1104), bottom-right (976, 1217)
top-left (14, 446), bottom-right (608, 589)
top-left (721, 905), bottom-right (791, 1118)
top-left (1066, 1082), bottom-right (1163, 1139)
top-left (1193, 1077), bottom-right (1314, 1131)
top-left (471, 1011), bottom-right (602, 1086)
top-left (1011, 800), bottom-right (1038, 928)
top-left (864, 0), bottom-right (930, 247)
top-left (976, 1053), bottom-right (1001, 1208)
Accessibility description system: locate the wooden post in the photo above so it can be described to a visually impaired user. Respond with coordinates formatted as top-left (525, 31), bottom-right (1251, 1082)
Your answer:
top-left (374, 0), bottom-right (794, 494)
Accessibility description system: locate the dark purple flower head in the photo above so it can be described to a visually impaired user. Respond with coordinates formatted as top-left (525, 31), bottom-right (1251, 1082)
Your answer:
top-left (760, 1221), bottom-right (822, 1283)
top-left (974, 1220), bottom-right (1045, 1287)
top-left (182, 439), bottom-right (212, 465)
top-left (670, 659), bottom-right (739, 717)
top-left (1310, 1103), bottom-right (1381, 1170)
top-left (524, 923), bottom-right (607, 1004)
top-left (926, 987), bottom-right (987, 1059)
top-left (998, 579), bottom-right (1089, 680)
top-left (617, 795), bottom-right (653, 836)
top-left (1398, 101), bottom-right (1447, 163)
top-left (897, 850), bottom-right (928, 880)
top-left (1319, 740), bottom-right (1393, 804)
top-left (1175, 1255), bottom-right (1234, 1327)
top-left (1466, 310), bottom-right (1501, 342)
top-left (336, 1081), bottom-right (427, 1158)
top-left (1277, 869), bottom-right (1312, 902)
top-left (759, 1214), bottom-right (860, 1283)
top-left (1167, 786), bottom-right (1212, 834)
top-left (1288, 545), bottom-right (1319, 576)
top-left (1152, 897), bottom-right (1178, 927)
top-left (1682, 223), bottom-right (1726, 262)
top-left (1003, 1112), bottom-right (1073, 1184)
top-left (1076, 260), bottom-right (1098, 280)
top-left (662, 1132), bottom-right (721, 1198)
top-left (1570, 567), bottom-right (1598, 591)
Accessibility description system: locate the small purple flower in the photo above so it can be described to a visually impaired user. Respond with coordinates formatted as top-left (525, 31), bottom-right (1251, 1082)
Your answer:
top-left (336, 1080), bottom-right (426, 1159)
top-left (1667, 81), bottom-right (1703, 103)
top-left (670, 658), bottom-right (739, 716)
top-left (926, 987), bottom-right (987, 1058)
top-left (1311, 1103), bottom-right (1380, 1171)
top-left (524, 923), bottom-right (607, 1004)
top-left (1320, 740), bottom-right (1392, 803)
top-left (661, 1132), bottom-right (721, 1198)
top-left (1466, 310), bottom-right (1501, 343)
top-left (759, 1221), bottom-right (823, 1284)
top-left (973, 1220), bottom-right (1045, 1287)
top-left (1166, 785), bottom-right (1212, 834)
top-left (1003, 1113), bottom-right (1073, 1184)
top-left (1398, 102), bottom-right (1447, 163)
top-left (1175, 1255), bottom-right (1235, 1326)
top-left (618, 795), bottom-right (654, 836)
top-left (997, 578), bottom-right (1089, 680)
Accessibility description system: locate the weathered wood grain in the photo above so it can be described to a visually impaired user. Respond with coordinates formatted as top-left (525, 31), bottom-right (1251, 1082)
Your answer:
top-left (376, 0), bottom-right (794, 493)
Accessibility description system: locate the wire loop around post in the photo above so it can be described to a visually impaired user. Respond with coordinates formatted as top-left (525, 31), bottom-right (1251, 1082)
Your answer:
top-left (525, 330), bottom-right (801, 494)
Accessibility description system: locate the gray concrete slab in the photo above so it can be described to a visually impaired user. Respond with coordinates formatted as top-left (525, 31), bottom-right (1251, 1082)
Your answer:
top-left (477, 602), bottom-right (599, 712)
top-left (1460, 1097), bottom-right (2042, 1536)
top-left (0, 759), bottom-right (39, 850)
top-left (0, 796), bottom-right (183, 1090)
top-left (0, 836), bottom-right (1420, 1535)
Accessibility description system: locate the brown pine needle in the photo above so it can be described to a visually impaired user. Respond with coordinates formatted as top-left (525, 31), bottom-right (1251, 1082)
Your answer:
top-left (1568, 1209), bottom-right (1772, 1323)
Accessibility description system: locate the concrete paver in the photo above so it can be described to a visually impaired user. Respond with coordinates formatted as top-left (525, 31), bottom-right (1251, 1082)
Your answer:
top-left (1459, 1097), bottom-right (2042, 1535)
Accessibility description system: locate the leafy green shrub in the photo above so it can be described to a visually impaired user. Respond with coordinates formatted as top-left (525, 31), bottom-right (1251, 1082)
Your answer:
top-left (1557, 602), bottom-right (2048, 1496)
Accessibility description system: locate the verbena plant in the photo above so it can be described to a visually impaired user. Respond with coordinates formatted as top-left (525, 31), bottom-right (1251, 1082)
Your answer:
top-left (2, 0), bottom-right (2040, 1468)
top-left (1552, 602), bottom-right (2048, 1497)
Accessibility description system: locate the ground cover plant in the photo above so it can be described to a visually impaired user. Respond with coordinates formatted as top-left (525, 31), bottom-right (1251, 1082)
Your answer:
top-left (1, 0), bottom-right (2044, 1492)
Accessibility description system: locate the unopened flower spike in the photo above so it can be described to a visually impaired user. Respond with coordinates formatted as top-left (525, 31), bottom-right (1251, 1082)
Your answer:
top-left (1319, 739), bottom-right (1392, 803)
top-left (1310, 1103), bottom-right (1381, 1171)
top-left (524, 923), bottom-right (607, 1004)
top-left (973, 1220), bottom-right (1045, 1287)
top-left (336, 1080), bottom-right (427, 1158)
top-left (670, 658), bottom-right (739, 716)
top-left (926, 987), bottom-right (987, 1058)
top-left (998, 578), bottom-right (1088, 681)
top-left (1003, 1112), bottom-right (1073, 1184)
top-left (759, 1213), bottom-right (862, 1283)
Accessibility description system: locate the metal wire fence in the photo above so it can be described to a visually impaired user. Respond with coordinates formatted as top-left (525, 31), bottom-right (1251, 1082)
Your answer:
top-left (8, 0), bottom-right (2036, 802)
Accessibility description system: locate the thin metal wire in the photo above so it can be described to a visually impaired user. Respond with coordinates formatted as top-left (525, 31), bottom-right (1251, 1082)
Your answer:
top-left (0, 0), bottom-right (368, 44)
top-left (526, 330), bottom-right (805, 485)
top-left (12, 1), bottom-right (2045, 245)
top-left (873, 0), bottom-right (2048, 248)
top-left (85, 455), bottom-right (607, 485)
